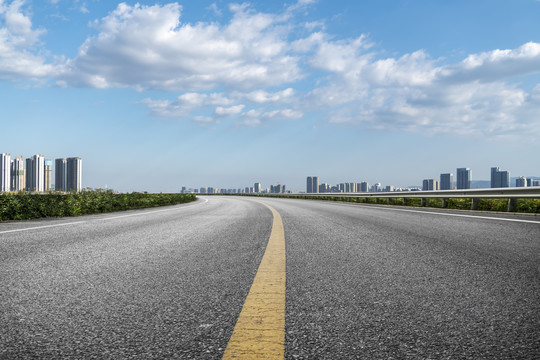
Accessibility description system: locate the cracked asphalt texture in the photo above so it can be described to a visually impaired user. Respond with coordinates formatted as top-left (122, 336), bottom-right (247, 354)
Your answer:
top-left (1, 196), bottom-right (539, 359)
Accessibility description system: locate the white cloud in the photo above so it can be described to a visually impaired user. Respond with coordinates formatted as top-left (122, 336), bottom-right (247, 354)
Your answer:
top-left (207, 3), bottom-right (222, 17)
top-left (262, 108), bottom-right (303, 120)
top-left (304, 35), bottom-right (540, 137)
top-left (244, 88), bottom-right (295, 103)
top-left (61, 2), bottom-right (302, 91)
top-left (2, 0), bottom-right (539, 137)
top-left (215, 104), bottom-right (244, 116)
top-left (0, 0), bottom-right (56, 80)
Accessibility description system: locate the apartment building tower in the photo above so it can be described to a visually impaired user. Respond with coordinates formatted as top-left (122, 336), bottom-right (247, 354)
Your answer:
top-left (491, 167), bottom-right (510, 188)
top-left (306, 176), bottom-right (319, 193)
top-left (26, 154), bottom-right (45, 192)
top-left (44, 160), bottom-right (53, 191)
top-left (67, 157), bottom-right (82, 192)
top-left (516, 176), bottom-right (527, 187)
top-left (422, 179), bottom-right (439, 191)
top-left (55, 158), bottom-right (67, 192)
top-left (0, 153), bottom-right (11, 192)
top-left (456, 168), bottom-right (472, 190)
top-left (440, 173), bottom-right (454, 190)
top-left (360, 182), bottom-right (369, 192)
top-left (10, 157), bottom-right (25, 192)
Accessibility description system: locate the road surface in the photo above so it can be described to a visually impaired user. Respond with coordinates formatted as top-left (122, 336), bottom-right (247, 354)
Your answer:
top-left (1, 196), bottom-right (539, 359)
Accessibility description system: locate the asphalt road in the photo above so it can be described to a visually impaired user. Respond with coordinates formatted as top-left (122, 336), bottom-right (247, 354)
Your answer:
top-left (1, 196), bottom-right (539, 359)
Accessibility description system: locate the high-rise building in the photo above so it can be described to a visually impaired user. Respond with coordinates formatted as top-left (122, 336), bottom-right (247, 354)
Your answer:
top-left (423, 179), bottom-right (439, 191)
top-left (55, 158), bottom-right (67, 192)
top-left (491, 167), bottom-right (510, 188)
top-left (26, 154), bottom-right (45, 192)
top-left (371, 183), bottom-right (382, 192)
top-left (254, 182), bottom-right (261, 193)
top-left (516, 176), bottom-right (527, 187)
top-left (360, 182), bottom-right (369, 192)
top-left (440, 173), bottom-right (454, 190)
top-left (10, 157), bottom-right (25, 192)
top-left (44, 160), bottom-right (52, 191)
top-left (270, 184), bottom-right (285, 194)
top-left (526, 178), bottom-right (533, 187)
top-left (456, 168), bottom-right (471, 189)
top-left (0, 153), bottom-right (11, 192)
top-left (306, 176), bottom-right (319, 193)
top-left (67, 157), bottom-right (82, 192)
top-left (533, 180), bottom-right (540, 187)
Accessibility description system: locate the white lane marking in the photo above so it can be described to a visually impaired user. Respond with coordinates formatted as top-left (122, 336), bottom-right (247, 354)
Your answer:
top-left (0, 198), bottom-right (209, 234)
top-left (319, 201), bottom-right (540, 224)
top-left (0, 221), bottom-right (87, 235)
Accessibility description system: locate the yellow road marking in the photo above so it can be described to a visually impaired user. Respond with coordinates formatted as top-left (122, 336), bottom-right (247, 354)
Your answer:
top-left (223, 203), bottom-right (286, 359)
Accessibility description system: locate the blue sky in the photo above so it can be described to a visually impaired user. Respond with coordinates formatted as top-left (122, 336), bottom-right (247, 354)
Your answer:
top-left (1, 0), bottom-right (539, 192)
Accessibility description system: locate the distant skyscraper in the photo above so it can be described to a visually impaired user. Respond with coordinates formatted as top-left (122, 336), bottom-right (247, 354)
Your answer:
top-left (44, 160), bottom-right (52, 191)
top-left (254, 182), bottom-right (261, 193)
top-left (26, 154), bottom-right (45, 192)
top-left (10, 157), bottom-right (25, 192)
top-left (55, 158), bottom-right (67, 191)
top-left (306, 176), bottom-right (319, 193)
top-left (67, 157), bottom-right (82, 192)
top-left (456, 168), bottom-right (471, 189)
top-left (312, 176), bottom-right (319, 194)
top-left (360, 182), bottom-right (369, 192)
top-left (516, 176), bottom-right (527, 187)
top-left (491, 167), bottom-right (510, 188)
top-left (0, 153), bottom-right (11, 192)
top-left (440, 173), bottom-right (454, 190)
top-left (422, 179), bottom-right (439, 191)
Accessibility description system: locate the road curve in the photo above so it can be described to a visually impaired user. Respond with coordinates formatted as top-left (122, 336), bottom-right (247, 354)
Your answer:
top-left (1, 196), bottom-right (539, 359)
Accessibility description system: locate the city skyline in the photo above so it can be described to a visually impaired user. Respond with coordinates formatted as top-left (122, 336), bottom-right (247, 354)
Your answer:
top-left (0, 153), bottom-right (82, 193)
top-left (1, 0), bottom-right (539, 192)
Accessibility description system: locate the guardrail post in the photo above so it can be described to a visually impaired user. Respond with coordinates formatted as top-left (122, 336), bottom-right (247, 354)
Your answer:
top-left (442, 198), bottom-right (448, 208)
top-left (402, 198), bottom-right (408, 206)
top-left (376, 198), bottom-right (380, 204)
top-left (471, 198), bottom-right (479, 210)
top-left (507, 198), bottom-right (518, 212)
top-left (421, 198), bottom-right (426, 207)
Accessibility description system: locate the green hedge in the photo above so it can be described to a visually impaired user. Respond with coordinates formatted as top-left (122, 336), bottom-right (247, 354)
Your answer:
top-left (0, 191), bottom-right (197, 221)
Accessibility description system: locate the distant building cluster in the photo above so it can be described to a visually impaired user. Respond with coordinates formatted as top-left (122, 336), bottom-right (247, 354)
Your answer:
top-left (305, 176), bottom-right (409, 194)
top-left (421, 166), bottom-right (538, 191)
top-left (181, 182), bottom-right (288, 194)
top-left (0, 153), bottom-right (82, 193)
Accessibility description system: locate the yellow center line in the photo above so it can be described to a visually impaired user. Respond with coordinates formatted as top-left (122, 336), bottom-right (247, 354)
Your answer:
top-left (223, 203), bottom-right (286, 359)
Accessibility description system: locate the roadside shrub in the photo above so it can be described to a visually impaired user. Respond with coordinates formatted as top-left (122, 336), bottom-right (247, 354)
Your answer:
top-left (0, 191), bottom-right (196, 221)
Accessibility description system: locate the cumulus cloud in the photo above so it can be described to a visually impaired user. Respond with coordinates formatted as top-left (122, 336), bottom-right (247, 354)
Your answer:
top-left (2, 0), bottom-right (539, 136)
top-left (60, 2), bottom-right (301, 91)
top-left (0, 0), bottom-right (56, 80)
top-left (215, 104), bottom-right (244, 116)
top-left (304, 34), bottom-right (540, 136)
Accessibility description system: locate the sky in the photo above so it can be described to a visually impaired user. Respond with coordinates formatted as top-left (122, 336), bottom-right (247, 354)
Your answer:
top-left (1, 0), bottom-right (540, 192)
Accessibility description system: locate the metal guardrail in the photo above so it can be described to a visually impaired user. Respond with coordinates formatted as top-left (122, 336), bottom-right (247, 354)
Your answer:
top-left (225, 187), bottom-right (540, 212)
top-left (287, 187), bottom-right (540, 199)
